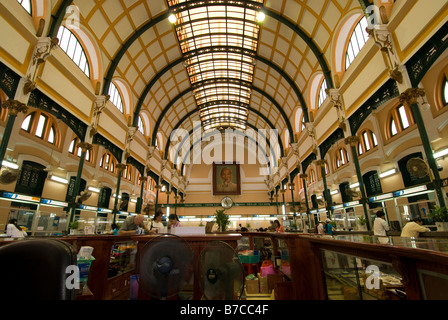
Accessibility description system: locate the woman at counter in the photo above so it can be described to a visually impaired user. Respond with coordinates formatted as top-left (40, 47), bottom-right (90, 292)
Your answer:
top-left (6, 219), bottom-right (27, 238)
top-left (149, 210), bottom-right (165, 233)
top-left (168, 214), bottom-right (182, 229)
top-left (274, 220), bottom-right (285, 233)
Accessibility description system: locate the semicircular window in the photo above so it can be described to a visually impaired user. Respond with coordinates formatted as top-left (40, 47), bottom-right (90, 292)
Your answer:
top-left (57, 26), bottom-right (90, 78)
top-left (345, 16), bottom-right (369, 70)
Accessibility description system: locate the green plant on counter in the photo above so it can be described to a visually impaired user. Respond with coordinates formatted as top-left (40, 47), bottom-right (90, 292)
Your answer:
top-left (430, 206), bottom-right (448, 222)
top-left (214, 209), bottom-right (230, 232)
top-left (357, 216), bottom-right (367, 226)
top-left (69, 221), bottom-right (79, 230)
top-left (199, 221), bottom-right (204, 227)
top-left (246, 223), bottom-right (251, 229)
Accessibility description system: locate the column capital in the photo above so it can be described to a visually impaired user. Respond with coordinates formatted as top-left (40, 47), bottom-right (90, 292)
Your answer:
top-left (399, 88), bottom-right (426, 105)
top-left (344, 136), bottom-right (360, 147)
top-left (299, 173), bottom-right (308, 180)
top-left (314, 159), bottom-right (327, 167)
top-left (76, 142), bottom-right (93, 152)
top-left (116, 163), bottom-right (127, 172)
top-left (1, 100), bottom-right (28, 116)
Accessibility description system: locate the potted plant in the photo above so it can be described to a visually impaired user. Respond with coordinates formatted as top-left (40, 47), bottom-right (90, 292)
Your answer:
top-left (357, 216), bottom-right (367, 231)
top-left (430, 205), bottom-right (448, 232)
top-left (214, 209), bottom-right (230, 232)
top-left (69, 221), bottom-right (79, 235)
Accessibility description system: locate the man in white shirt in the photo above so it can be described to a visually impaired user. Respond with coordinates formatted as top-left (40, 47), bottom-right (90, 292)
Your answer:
top-left (401, 218), bottom-right (431, 238)
top-left (373, 211), bottom-right (390, 236)
top-left (317, 221), bottom-right (325, 235)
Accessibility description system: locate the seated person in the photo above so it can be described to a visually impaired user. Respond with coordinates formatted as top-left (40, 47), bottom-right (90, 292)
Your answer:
top-left (167, 214), bottom-right (182, 228)
top-left (118, 214), bottom-right (152, 235)
top-left (400, 218), bottom-right (431, 238)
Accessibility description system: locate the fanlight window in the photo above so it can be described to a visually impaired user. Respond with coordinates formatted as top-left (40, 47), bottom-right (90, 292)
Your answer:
top-left (345, 17), bottom-right (369, 70)
top-left (68, 138), bottom-right (91, 162)
top-left (443, 77), bottom-right (448, 105)
top-left (108, 83), bottom-right (124, 113)
top-left (17, 0), bottom-right (31, 14)
top-left (57, 26), bottom-right (90, 77)
top-left (99, 153), bottom-right (116, 173)
top-left (336, 148), bottom-right (349, 168)
top-left (138, 116), bottom-right (145, 135)
top-left (389, 105), bottom-right (413, 137)
top-left (358, 130), bottom-right (378, 155)
top-left (318, 79), bottom-right (328, 108)
top-left (21, 112), bottom-right (56, 145)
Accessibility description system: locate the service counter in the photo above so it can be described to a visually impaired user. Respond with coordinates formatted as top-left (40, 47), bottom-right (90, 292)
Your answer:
top-left (2, 232), bottom-right (448, 300)
top-left (0, 233), bottom-right (242, 300)
top-left (240, 232), bottom-right (448, 300)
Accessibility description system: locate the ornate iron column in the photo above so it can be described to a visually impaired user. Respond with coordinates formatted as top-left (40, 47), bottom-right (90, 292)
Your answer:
top-left (345, 136), bottom-right (372, 230)
top-left (112, 163), bottom-right (126, 224)
top-left (0, 100), bottom-right (28, 163)
top-left (399, 88), bottom-right (446, 207)
top-left (68, 142), bottom-right (92, 227)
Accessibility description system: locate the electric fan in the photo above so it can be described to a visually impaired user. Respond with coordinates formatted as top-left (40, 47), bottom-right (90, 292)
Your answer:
top-left (406, 157), bottom-right (430, 179)
top-left (197, 241), bottom-right (245, 300)
top-left (136, 234), bottom-right (194, 300)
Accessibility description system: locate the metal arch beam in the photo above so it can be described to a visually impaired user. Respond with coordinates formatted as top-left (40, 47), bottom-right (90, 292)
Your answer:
top-left (263, 9), bottom-right (333, 91)
top-left (152, 86), bottom-right (287, 151)
top-left (161, 102), bottom-right (284, 159)
top-left (102, 12), bottom-right (171, 96)
top-left (178, 126), bottom-right (275, 176)
top-left (137, 53), bottom-right (297, 138)
top-left (97, 6), bottom-right (334, 118)
top-left (47, 0), bottom-right (73, 37)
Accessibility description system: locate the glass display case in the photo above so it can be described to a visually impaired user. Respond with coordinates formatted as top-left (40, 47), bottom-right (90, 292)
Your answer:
top-left (108, 241), bottom-right (137, 278)
top-left (321, 249), bottom-right (404, 300)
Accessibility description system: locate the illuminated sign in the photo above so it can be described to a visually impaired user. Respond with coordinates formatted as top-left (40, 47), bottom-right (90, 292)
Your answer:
top-left (1, 192), bottom-right (40, 202)
top-left (40, 199), bottom-right (68, 207)
top-left (393, 185), bottom-right (428, 197)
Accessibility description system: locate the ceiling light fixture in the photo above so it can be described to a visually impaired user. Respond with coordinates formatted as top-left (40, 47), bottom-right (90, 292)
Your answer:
top-left (168, 14), bottom-right (177, 24)
top-left (256, 11), bottom-right (266, 22)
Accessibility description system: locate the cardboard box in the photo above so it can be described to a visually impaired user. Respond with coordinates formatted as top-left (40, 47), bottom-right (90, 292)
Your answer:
top-left (245, 279), bottom-right (259, 294)
top-left (258, 273), bottom-right (268, 294)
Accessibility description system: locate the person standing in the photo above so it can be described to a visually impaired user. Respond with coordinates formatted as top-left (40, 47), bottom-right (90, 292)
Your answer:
top-left (373, 211), bottom-right (390, 236)
top-left (325, 219), bottom-right (335, 235)
top-left (317, 221), bottom-right (325, 235)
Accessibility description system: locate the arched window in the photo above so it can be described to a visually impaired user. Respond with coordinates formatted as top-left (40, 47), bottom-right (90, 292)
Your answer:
top-left (358, 129), bottom-right (378, 155)
top-left (335, 147), bottom-right (349, 169)
top-left (108, 82), bottom-right (124, 113)
top-left (21, 111), bottom-right (57, 145)
top-left (122, 164), bottom-right (132, 181)
top-left (442, 77), bottom-right (448, 106)
top-left (138, 116), bottom-right (145, 135)
top-left (318, 79), bottom-right (328, 107)
top-left (388, 104), bottom-right (414, 138)
top-left (57, 26), bottom-right (90, 77)
top-left (68, 137), bottom-right (91, 162)
top-left (17, 0), bottom-right (31, 14)
top-left (345, 16), bottom-right (369, 70)
top-left (309, 169), bottom-right (316, 183)
top-left (99, 152), bottom-right (116, 173)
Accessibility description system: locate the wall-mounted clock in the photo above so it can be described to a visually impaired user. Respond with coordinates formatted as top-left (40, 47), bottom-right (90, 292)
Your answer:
top-left (221, 196), bottom-right (233, 209)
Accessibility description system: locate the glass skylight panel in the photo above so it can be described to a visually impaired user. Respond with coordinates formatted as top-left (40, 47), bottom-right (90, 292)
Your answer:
top-left (169, 0), bottom-right (262, 130)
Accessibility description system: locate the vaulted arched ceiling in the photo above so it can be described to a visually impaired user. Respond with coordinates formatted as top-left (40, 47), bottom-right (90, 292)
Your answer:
top-left (49, 0), bottom-right (366, 159)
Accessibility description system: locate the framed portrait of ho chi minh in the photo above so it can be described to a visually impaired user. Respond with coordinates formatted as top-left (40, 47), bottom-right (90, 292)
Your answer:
top-left (213, 162), bottom-right (241, 196)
